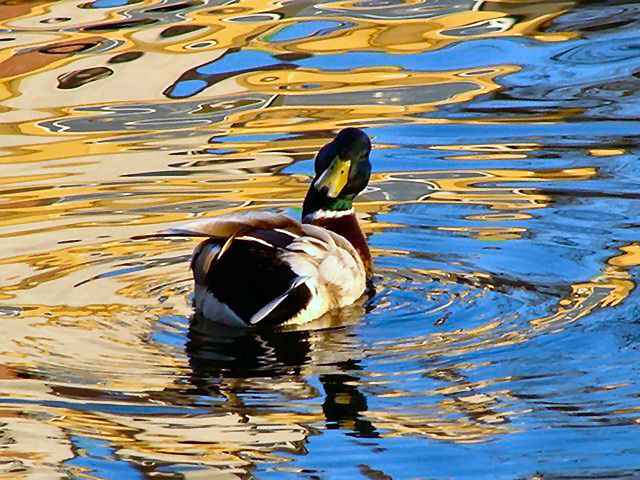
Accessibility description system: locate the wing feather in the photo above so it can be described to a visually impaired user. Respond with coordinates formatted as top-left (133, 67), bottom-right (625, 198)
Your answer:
top-left (132, 212), bottom-right (302, 240)
top-left (280, 224), bottom-right (366, 312)
top-left (249, 276), bottom-right (310, 325)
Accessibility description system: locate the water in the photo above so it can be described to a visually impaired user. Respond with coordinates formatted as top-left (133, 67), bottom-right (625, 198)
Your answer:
top-left (2, 0), bottom-right (640, 478)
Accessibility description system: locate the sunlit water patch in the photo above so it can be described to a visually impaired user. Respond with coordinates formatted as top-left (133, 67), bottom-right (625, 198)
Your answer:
top-left (2, 0), bottom-right (640, 478)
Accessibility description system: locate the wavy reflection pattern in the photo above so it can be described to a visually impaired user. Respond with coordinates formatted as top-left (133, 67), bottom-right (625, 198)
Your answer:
top-left (1, 0), bottom-right (640, 478)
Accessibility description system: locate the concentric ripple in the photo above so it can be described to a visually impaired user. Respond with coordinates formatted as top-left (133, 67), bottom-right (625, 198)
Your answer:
top-left (3, 0), bottom-right (640, 478)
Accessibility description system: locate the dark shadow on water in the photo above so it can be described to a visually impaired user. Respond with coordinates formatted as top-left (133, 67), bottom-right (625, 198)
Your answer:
top-left (321, 369), bottom-right (379, 438)
top-left (184, 310), bottom-right (379, 438)
top-left (186, 315), bottom-right (312, 379)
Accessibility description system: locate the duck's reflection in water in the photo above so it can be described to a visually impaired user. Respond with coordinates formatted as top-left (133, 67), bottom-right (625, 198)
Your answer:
top-left (185, 304), bottom-right (379, 438)
top-left (320, 367), bottom-right (379, 438)
top-left (187, 315), bottom-right (311, 378)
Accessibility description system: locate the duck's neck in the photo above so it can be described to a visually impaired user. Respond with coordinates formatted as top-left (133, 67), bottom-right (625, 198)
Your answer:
top-left (302, 208), bottom-right (372, 282)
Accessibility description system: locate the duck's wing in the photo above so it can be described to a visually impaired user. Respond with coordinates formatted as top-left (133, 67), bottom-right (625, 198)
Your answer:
top-left (281, 224), bottom-right (367, 317)
top-left (134, 212), bottom-right (366, 327)
top-left (190, 218), bottom-right (313, 327)
top-left (132, 212), bottom-right (302, 240)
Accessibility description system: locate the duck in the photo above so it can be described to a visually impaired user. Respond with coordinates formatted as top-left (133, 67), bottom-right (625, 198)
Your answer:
top-left (143, 127), bottom-right (372, 328)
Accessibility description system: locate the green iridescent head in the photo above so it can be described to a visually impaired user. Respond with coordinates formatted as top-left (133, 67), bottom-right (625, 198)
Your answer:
top-left (302, 128), bottom-right (372, 219)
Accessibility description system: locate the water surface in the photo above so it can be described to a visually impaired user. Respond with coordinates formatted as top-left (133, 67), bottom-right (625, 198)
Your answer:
top-left (2, 0), bottom-right (640, 478)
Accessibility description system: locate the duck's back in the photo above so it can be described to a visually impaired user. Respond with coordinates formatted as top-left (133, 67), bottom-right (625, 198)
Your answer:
top-left (181, 213), bottom-right (365, 327)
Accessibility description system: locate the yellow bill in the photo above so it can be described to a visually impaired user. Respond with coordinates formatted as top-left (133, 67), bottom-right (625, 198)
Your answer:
top-left (314, 156), bottom-right (351, 198)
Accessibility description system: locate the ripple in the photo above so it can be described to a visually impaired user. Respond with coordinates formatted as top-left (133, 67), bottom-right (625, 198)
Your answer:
top-left (552, 38), bottom-right (640, 65)
top-left (2, 0), bottom-right (640, 478)
top-left (57, 66), bottom-right (114, 89)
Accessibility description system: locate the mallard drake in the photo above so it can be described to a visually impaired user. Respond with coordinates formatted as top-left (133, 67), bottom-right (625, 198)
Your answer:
top-left (145, 127), bottom-right (372, 327)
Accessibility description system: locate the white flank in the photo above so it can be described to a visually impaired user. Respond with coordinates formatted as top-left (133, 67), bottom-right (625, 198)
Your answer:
top-left (193, 285), bottom-right (247, 328)
top-left (279, 224), bottom-right (366, 325)
top-left (302, 207), bottom-right (354, 222)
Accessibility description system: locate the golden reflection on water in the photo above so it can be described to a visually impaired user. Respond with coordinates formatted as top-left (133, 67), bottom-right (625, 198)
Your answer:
top-left (51, 408), bottom-right (316, 471)
top-left (0, 0), bottom-right (578, 134)
top-left (0, 154), bottom-right (634, 462)
top-left (0, 0), bottom-right (637, 476)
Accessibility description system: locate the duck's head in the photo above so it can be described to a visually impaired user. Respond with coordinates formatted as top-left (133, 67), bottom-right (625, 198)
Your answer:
top-left (302, 128), bottom-right (371, 219)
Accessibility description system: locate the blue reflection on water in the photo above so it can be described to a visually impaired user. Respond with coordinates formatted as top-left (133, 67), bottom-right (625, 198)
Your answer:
top-left (196, 51), bottom-right (278, 75)
top-left (65, 436), bottom-right (144, 480)
top-left (266, 21), bottom-right (345, 42)
top-left (165, 79), bottom-right (208, 98)
top-left (82, 0), bottom-right (135, 8)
